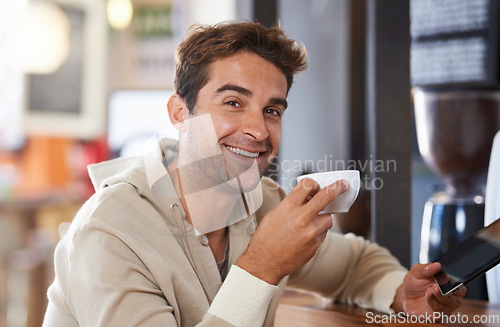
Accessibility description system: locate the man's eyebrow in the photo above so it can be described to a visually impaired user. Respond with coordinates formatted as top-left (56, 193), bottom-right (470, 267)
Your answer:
top-left (270, 98), bottom-right (288, 110)
top-left (215, 84), bottom-right (252, 97)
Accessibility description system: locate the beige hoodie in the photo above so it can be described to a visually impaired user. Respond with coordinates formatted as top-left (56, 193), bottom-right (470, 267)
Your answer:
top-left (43, 138), bottom-right (407, 327)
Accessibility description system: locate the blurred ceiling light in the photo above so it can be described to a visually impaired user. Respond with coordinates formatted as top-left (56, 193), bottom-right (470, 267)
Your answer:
top-left (17, 1), bottom-right (70, 74)
top-left (107, 0), bottom-right (133, 30)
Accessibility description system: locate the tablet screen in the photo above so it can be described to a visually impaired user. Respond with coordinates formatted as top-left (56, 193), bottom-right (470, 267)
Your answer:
top-left (434, 218), bottom-right (500, 295)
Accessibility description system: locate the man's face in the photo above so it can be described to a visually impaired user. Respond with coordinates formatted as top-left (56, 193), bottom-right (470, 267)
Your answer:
top-left (184, 51), bottom-right (287, 191)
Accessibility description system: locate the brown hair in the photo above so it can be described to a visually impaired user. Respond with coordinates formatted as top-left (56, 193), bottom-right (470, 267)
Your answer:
top-left (174, 21), bottom-right (308, 112)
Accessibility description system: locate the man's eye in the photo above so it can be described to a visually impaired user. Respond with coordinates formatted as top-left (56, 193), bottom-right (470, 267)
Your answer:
top-left (265, 108), bottom-right (281, 117)
top-left (226, 101), bottom-right (240, 107)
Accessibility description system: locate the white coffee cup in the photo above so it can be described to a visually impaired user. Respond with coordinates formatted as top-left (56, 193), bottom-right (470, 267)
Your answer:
top-left (296, 170), bottom-right (360, 213)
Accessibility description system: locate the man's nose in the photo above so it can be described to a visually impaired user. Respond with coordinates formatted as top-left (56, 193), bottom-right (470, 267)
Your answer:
top-left (241, 110), bottom-right (269, 141)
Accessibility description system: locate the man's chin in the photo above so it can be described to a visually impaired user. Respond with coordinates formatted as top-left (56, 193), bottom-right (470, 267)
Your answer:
top-left (222, 173), bottom-right (262, 194)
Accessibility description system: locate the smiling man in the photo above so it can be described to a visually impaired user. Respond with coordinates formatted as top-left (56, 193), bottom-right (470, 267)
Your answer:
top-left (43, 22), bottom-right (464, 327)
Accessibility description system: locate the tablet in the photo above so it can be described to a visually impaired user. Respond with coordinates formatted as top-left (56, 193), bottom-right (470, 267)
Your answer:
top-left (434, 218), bottom-right (500, 296)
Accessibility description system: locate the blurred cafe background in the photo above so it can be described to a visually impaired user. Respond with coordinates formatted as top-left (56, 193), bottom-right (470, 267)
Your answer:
top-left (1, 0), bottom-right (500, 326)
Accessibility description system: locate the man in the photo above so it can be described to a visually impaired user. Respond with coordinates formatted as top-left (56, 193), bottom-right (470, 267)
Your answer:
top-left (43, 22), bottom-right (465, 326)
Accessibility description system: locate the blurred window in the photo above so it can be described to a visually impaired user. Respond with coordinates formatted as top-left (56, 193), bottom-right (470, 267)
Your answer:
top-left (0, 1), bottom-right (26, 151)
top-left (107, 90), bottom-right (177, 158)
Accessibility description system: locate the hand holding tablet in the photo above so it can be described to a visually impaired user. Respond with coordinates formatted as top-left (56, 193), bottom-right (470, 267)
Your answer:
top-left (434, 218), bottom-right (500, 295)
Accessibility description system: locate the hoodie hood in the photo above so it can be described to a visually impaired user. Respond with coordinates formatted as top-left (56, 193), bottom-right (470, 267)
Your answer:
top-left (87, 137), bottom-right (179, 200)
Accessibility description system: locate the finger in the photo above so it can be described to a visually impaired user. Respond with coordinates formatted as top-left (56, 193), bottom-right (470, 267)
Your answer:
top-left (412, 262), bottom-right (441, 279)
top-left (425, 287), bottom-right (445, 322)
top-left (453, 285), bottom-right (467, 298)
top-left (429, 283), bottom-right (463, 310)
top-left (316, 214), bottom-right (333, 243)
top-left (426, 285), bottom-right (435, 302)
top-left (315, 213), bottom-right (334, 233)
top-left (287, 178), bottom-right (321, 205)
top-left (431, 283), bottom-right (445, 299)
top-left (305, 180), bottom-right (349, 215)
top-left (318, 230), bottom-right (329, 243)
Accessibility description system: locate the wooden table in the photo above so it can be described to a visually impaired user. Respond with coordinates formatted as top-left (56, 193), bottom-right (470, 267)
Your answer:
top-left (276, 289), bottom-right (500, 326)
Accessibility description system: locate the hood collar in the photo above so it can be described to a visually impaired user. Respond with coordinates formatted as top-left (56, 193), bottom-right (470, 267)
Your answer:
top-left (87, 137), bottom-right (179, 198)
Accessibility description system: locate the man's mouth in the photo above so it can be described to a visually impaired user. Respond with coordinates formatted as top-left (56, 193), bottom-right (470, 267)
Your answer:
top-left (225, 145), bottom-right (261, 158)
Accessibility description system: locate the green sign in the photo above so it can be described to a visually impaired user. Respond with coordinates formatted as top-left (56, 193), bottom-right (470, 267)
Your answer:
top-left (134, 5), bottom-right (173, 38)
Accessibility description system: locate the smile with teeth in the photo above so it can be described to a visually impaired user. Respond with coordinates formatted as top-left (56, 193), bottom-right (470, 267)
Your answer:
top-left (225, 145), bottom-right (260, 158)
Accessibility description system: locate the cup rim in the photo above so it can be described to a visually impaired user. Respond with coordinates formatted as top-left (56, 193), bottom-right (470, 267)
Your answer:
top-left (297, 170), bottom-right (360, 180)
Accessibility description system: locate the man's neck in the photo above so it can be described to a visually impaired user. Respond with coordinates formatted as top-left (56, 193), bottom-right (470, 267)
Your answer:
top-left (168, 166), bottom-right (240, 220)
top-left (206, 227), bottom-right (228, 263)
top-left (167, 160), bottom-right (236, 259)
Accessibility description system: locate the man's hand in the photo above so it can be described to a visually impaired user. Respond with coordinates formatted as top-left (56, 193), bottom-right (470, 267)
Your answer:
top-left (391, 262), bottom-right (466, 318)
top-left (235, 178), bottom-right (349, 285)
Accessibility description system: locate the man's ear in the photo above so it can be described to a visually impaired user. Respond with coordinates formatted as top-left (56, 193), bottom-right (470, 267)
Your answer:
top-left (167, 94), bottom-right (189, 132)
